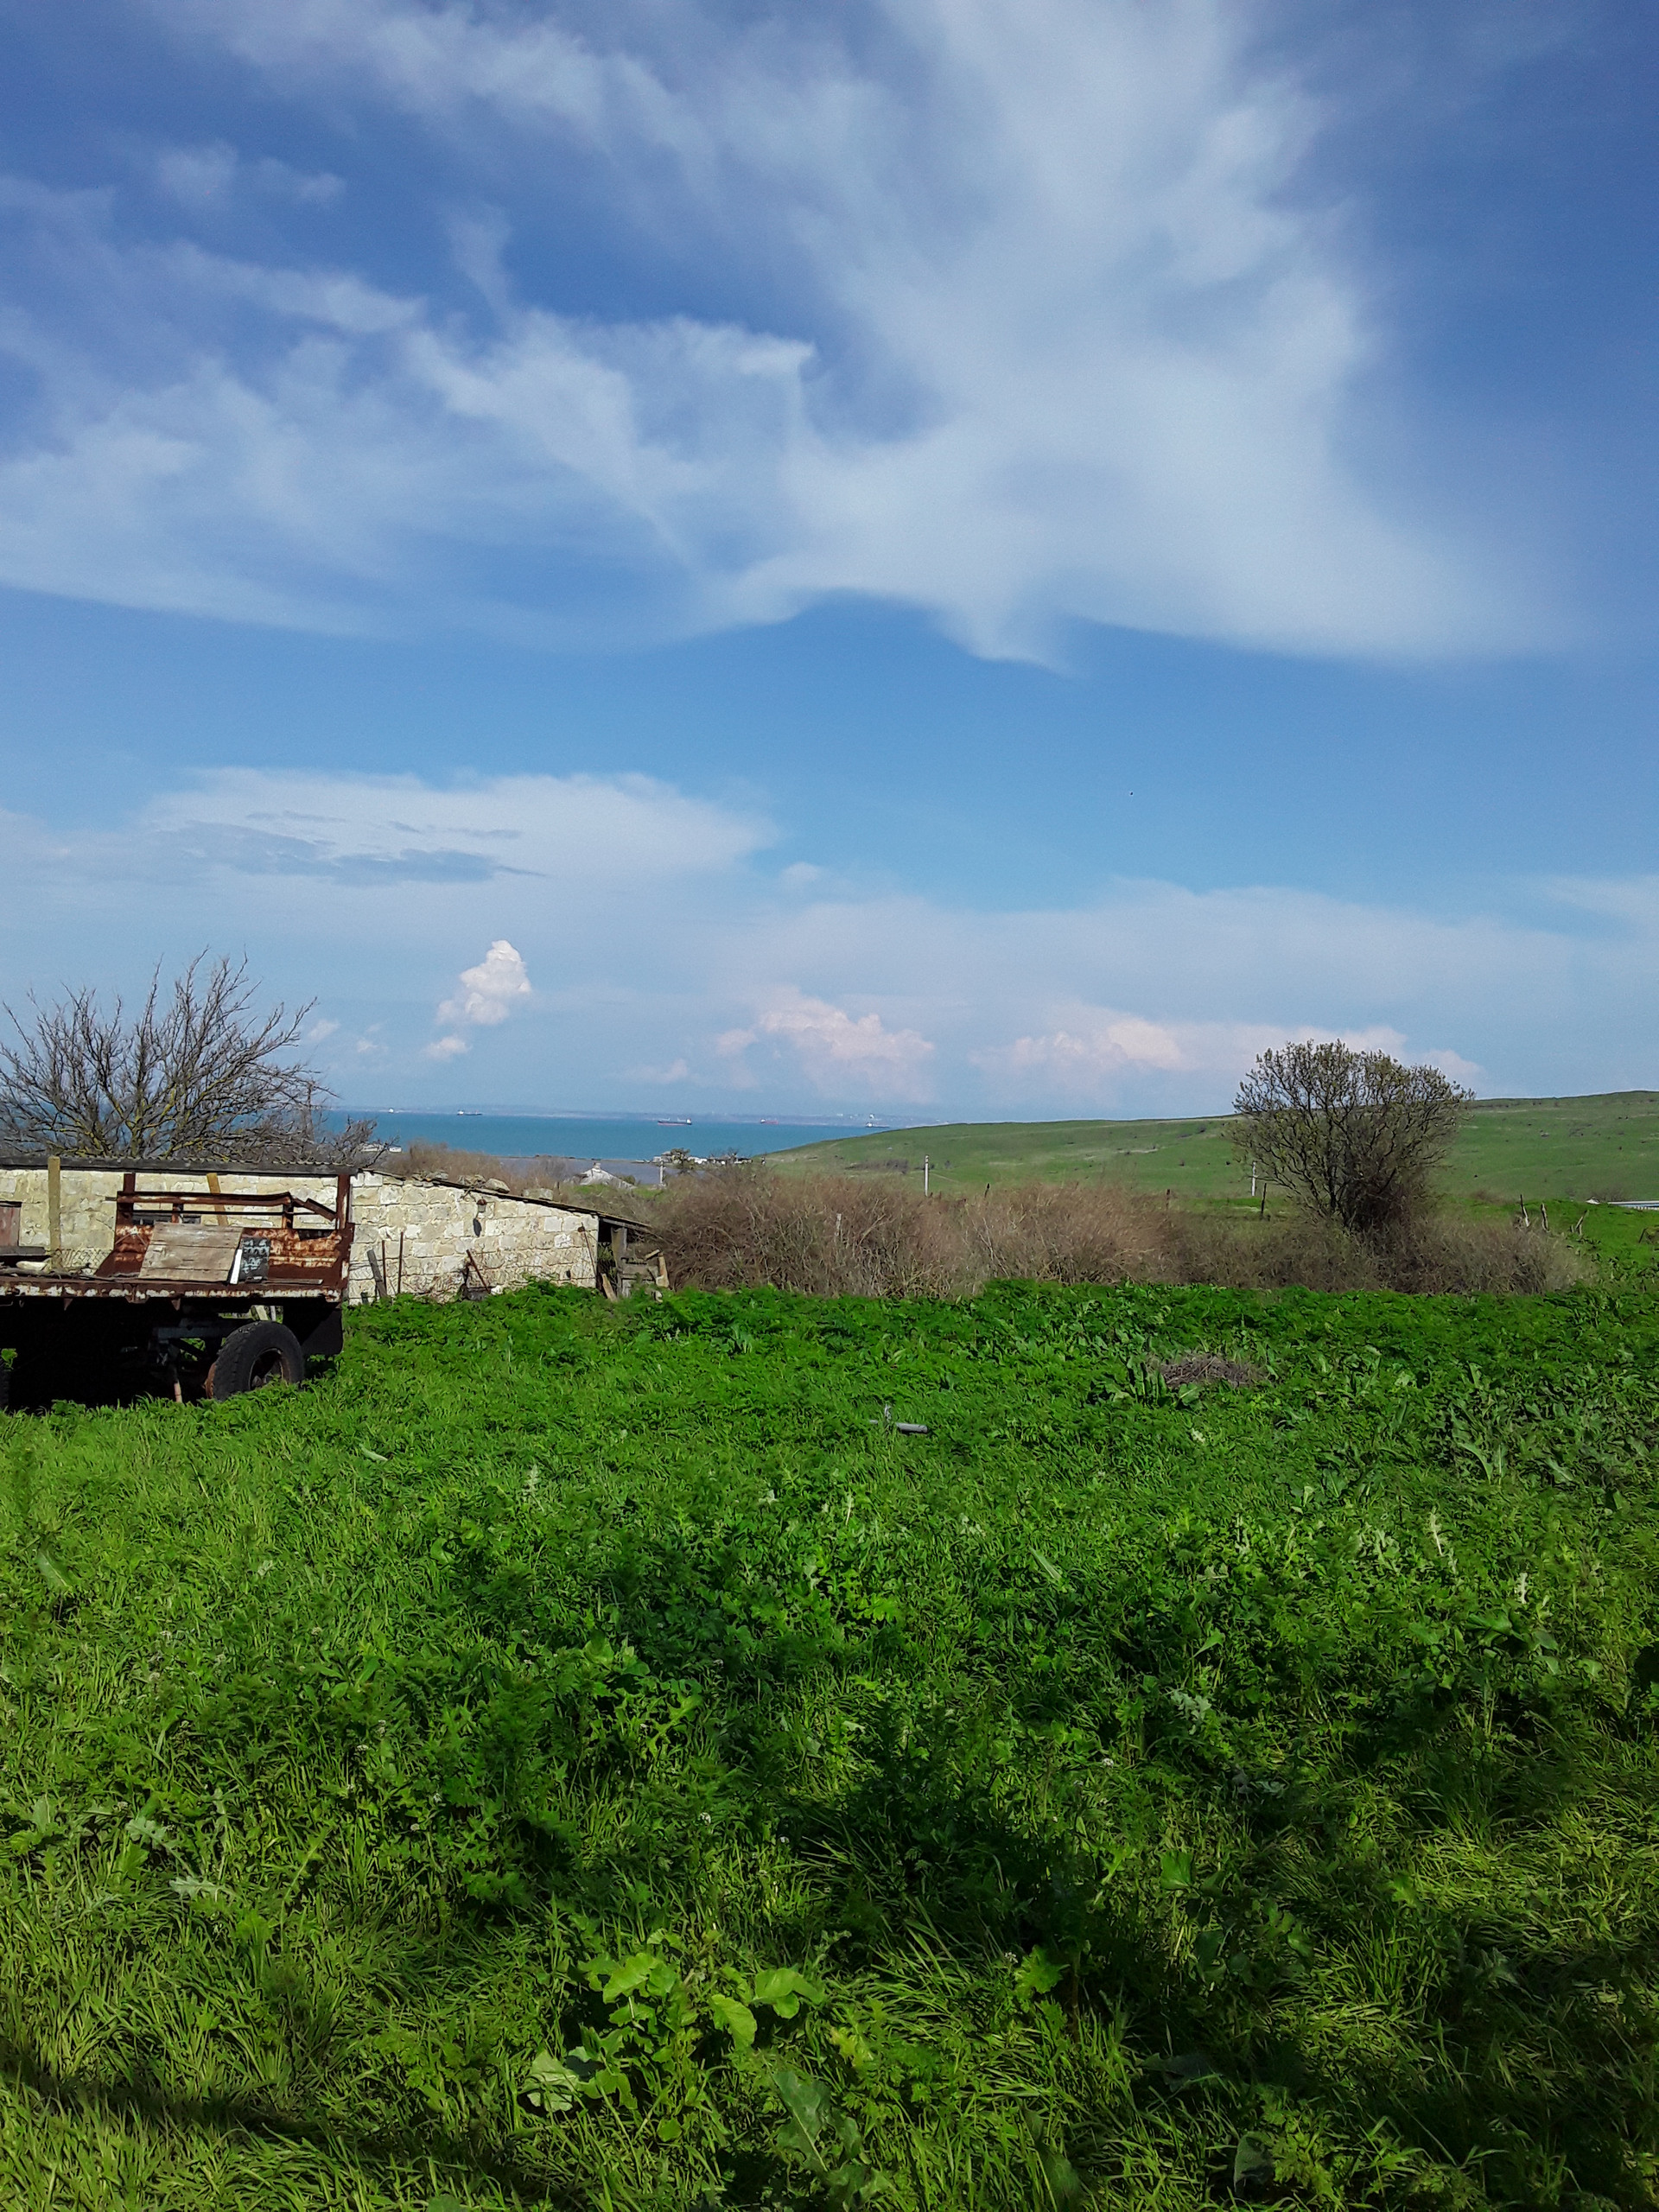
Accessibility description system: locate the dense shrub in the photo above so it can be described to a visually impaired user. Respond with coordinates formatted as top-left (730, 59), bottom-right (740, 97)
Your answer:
top-left (653, 1171), bottom-right (1157, 1296)
top-left (654, 1166), bottom-right (1586, 1298)
top-left (1165, 1207), bottom-right (1587, 1295)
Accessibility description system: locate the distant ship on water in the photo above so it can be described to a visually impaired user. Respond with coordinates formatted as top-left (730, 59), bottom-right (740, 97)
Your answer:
top-left (657, 1117), bottom-right (692, 1126)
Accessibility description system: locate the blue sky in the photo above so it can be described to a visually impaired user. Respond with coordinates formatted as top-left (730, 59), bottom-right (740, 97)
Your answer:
top-left (0, 0), bottom-right (1653, 1116)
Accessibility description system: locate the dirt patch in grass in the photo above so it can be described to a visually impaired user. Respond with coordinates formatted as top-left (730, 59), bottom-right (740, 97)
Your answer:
top-left (1155, 1352), bottom-right (1263, 1388)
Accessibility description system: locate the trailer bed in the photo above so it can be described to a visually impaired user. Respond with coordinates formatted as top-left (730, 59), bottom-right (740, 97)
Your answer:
top-left (0, 1173), bottom-right (352, 1406)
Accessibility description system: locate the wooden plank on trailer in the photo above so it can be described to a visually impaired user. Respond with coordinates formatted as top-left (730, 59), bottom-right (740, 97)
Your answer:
top-left (138, 1225), bottom-right (244, 1282)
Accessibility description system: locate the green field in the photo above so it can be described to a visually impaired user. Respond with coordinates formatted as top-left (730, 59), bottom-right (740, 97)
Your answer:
top-left (4, 1280), bottom-right (1659, 2207)
top-left (774, 1090), bottom-right (1659, 1210)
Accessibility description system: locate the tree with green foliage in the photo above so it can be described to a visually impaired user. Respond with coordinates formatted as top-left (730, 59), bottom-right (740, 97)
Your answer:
top-left (1233, 1038), bottom-right (1471, 1238)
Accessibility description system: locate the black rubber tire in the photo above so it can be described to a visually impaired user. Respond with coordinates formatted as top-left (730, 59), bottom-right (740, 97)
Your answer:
top-left (211, 1320), bottom-right (305, 1401)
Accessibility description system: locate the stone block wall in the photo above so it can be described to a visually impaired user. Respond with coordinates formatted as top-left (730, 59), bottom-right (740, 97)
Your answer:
top-left (0, 1166), bottom-right (342, 1275)
top-left (0, 1166), bottom-right (601, 1302)
top-left (347, 1176), bottom-right (599, 1302)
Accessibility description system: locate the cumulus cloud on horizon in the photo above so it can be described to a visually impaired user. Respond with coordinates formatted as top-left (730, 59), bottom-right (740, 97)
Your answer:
top-left (969, 1014), bottom-right (1484, 1099)
top-left (0, 0), bottom-right (1554, 658)
top-left (0, 764), bottom-right (1650, 1113)
top-left (718, 989), bottom-right (938, 1101)
top-left (426, 938), bottom-right (533, 1059)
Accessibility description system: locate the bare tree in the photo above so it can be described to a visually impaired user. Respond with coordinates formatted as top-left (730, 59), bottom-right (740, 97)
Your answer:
top-left (1233, 1039), bottom-right (1471, 1240)
top-left (0, 956), bottom-right (382, 1167)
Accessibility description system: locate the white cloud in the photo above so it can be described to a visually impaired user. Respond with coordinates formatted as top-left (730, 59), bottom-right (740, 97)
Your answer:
top-left (0, 769), bottom-right (1653, 1109)
top-left (131, 766), bottom-right (772, 884)
top-left (720, 989), bottom-right (937, 1101)
top-left (154, 143), bottom-right (239, 208)
top-left (153, 141), bottom-right (343, 209)
top-left (438, 938), bottom-right (531, 1028)
top-left (0, 1), bottom-right (1548, 655)
top-left (970, 1011), bottom-right (1431, 1103)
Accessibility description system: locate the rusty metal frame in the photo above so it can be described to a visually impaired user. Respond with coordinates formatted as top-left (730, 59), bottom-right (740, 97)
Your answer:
top-left (0, 1173), bottom-right (353, 1309)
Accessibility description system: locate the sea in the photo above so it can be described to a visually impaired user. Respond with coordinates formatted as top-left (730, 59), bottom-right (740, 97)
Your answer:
top-left (332, 1109), bottom-right (893, 1171)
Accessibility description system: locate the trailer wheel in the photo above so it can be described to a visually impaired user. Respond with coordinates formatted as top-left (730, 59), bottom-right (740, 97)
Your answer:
top-left (211, 1320), bottom-right (305, 1400)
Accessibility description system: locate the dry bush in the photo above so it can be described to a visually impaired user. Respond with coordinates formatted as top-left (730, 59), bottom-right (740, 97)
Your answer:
top-left (956, 1180), bottom-right (1160, 1287)
top-left (1164, 1210), bottom-right (1586, 1296)
top-left (652, 1169), bottom-right (964, 1297)
top-left (658, 1171), bottom-right (1157, 1297)
top-left (1372, 1215), bottom-right (1588, 1294)
top-left (654, 1166), bottom-right (1588, 1300)
top-left (364, 1147), bottom-right (1590, 1300)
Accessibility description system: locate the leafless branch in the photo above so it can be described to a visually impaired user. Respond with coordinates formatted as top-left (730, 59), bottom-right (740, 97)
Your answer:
top-left (0, 955), bottom-right (384, 1168)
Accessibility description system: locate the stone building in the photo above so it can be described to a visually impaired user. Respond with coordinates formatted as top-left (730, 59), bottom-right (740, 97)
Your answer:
top-left (0, 1158), bottom-right (664, 1303)
top-left (350, 1172), bottom-right (620, 1300)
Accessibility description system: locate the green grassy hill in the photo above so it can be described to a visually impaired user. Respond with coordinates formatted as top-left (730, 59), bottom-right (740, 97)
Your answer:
top-left (773, 1090), bottom-right (1659, 1208)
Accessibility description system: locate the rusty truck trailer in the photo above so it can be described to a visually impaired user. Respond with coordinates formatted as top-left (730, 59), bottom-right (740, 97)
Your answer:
top-left (0, 1170), bottom-right (351, 1408)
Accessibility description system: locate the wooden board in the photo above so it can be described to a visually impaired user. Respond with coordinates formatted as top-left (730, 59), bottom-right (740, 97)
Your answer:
top-left (138, 1225), bottom-right (245, 1282)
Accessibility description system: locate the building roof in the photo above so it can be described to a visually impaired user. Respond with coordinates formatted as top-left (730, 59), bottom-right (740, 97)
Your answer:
top-left (366, 1172), bottom-right (662, 1236)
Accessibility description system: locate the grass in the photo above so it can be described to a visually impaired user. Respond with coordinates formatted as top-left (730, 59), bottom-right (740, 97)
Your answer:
top-left (3, 1278), bottom-right (1659, 2209)
top-left (772, 1091), bottom-right (1659, 1211)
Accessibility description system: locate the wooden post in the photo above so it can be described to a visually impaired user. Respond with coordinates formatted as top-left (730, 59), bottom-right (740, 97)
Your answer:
top-left (46, 1154), bottom-right (60, 1266)
top-left (205, 1171), bottom-right (229, 1225)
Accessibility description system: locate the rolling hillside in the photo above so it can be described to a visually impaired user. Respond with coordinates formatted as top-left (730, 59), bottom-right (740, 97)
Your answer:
top-left (772, 1090), bottom-right (1659, 1206)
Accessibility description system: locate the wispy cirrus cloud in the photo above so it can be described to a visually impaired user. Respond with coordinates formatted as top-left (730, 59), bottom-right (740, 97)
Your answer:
top-left (0, 0), bottom-right (1554, 657)
top-left (131, 766), bottom-right (772, 886)
top-left (152, 141), bottom-right (343, 210)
